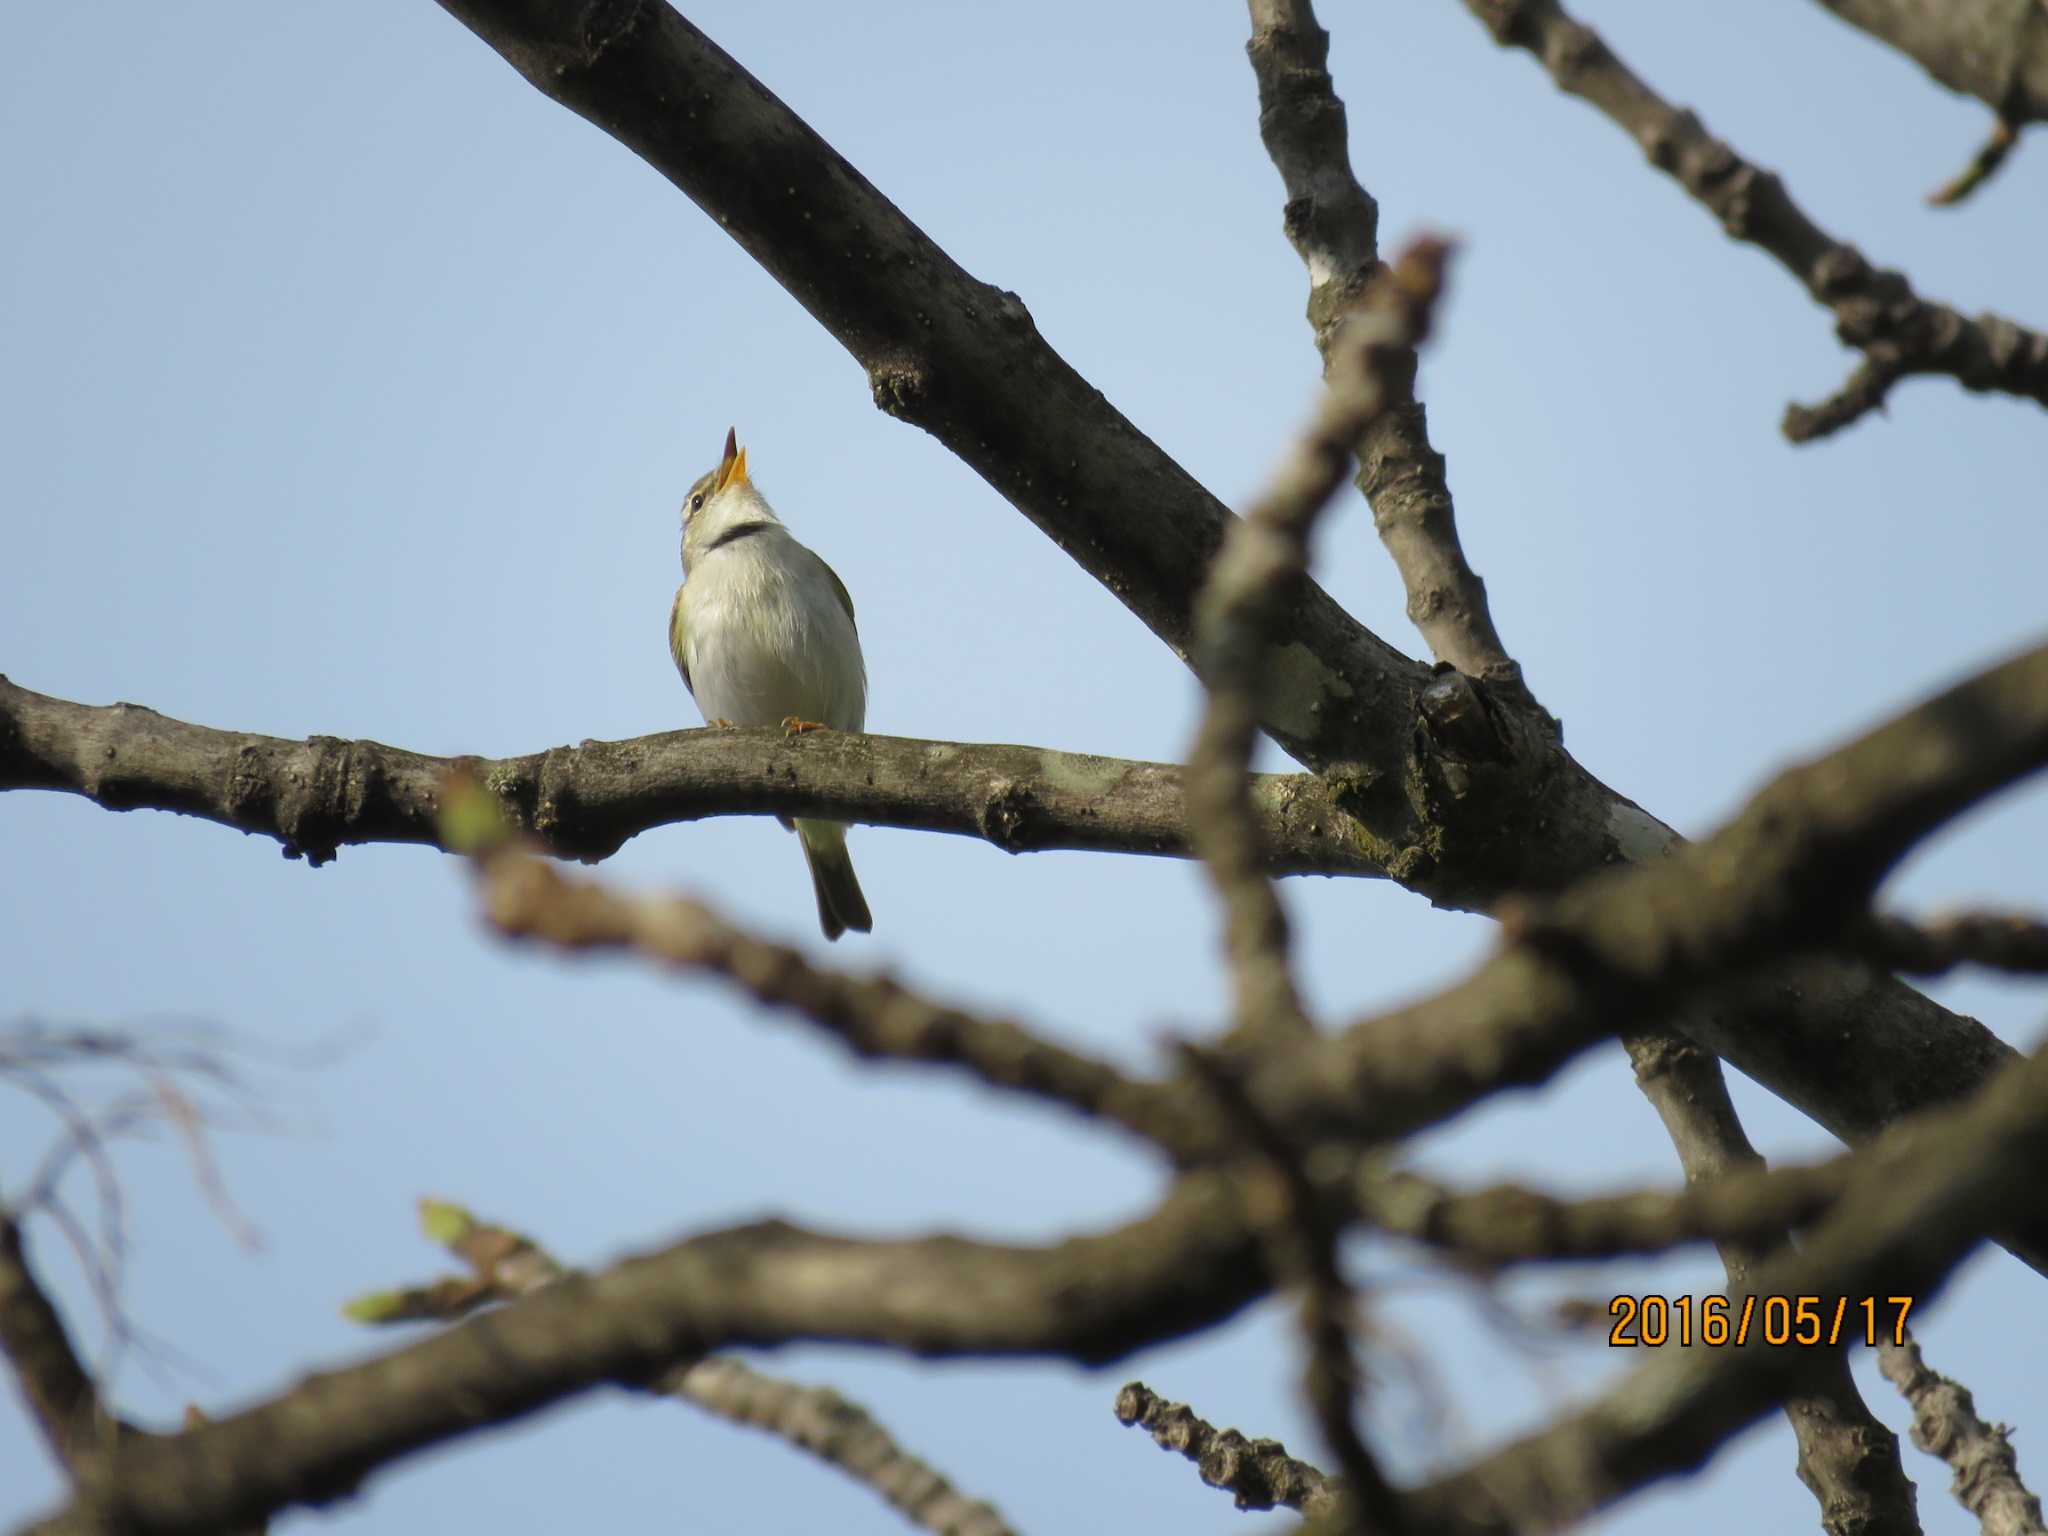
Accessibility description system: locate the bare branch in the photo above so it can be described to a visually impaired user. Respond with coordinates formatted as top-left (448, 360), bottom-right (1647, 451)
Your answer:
top-left (1245, 0), bottom-right (1546, 720)
top-left (23, 1180), bottom-right (1264, 1536)
top-left (0, 676), bottom-right (1377, 876)
top-left (1863, 910), bottom-right (2048, 976)
top-left (1879, 1333), bottom-right (2047, 1536)
top-left (1189, 237), bottom-right (1454, 1041)
top-left (353, 1201), bottom-right (1023, 1536)
top-left (0, 1217), bottom-right (120, 1477)
top-left (1624, 1031), bottom-right (1918, 1536)
top-left (473, 850), bottom-right (1210, 1158)
top-left (1180, 1045), bottom-right (1402, 1530)
top-left (1929, 115), bottom-right (2024, 206)
top-left (1461, 0), bottom-right (2048, 439)
top-left (1355, 1154), bottom-right (1853, 1265)
top-left (1400, 1037), bottom-right (2048, 1535)
top-left (1809, 0), bottom-right (2048, 126)
top-left (1112, 1381), bottom-right (1337, 1519)
top-left (1255, 638), bottom-right (2048, 1209)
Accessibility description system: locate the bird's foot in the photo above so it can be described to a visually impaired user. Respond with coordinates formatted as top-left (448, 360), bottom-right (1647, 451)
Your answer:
top-left (781, 716), bottom-right (829, 735)
top-left (706, 718), bottom-right (738, 730)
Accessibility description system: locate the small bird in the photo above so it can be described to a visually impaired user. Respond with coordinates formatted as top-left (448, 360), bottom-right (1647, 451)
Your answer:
top-left (669, 429), bottom-right (873, 940)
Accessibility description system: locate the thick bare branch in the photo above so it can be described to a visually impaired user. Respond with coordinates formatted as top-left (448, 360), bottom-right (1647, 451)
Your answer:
top-left (353, 1201), bottom-right (1023, 1536)
top-left (0, 676), bottom-right (1377, 876)
top-left (1181, 1046), bottom-right (1401, 1529)
top-left (1399, 1037), bottom-right (2048, 1535)
top-left (1245, 1), bottom-right (1544, 718)
top-left (0, 1217), bottom-right (117, 1477)
top-left (1879, 1333), bottom-right (2047, 1536)
top-left (1864, 910), bottom-right (2048, 975)
top-left (473, 850), bottom-right (1210, 1157)
top-left (22, 1180), bottom-right (1264, 1536)
top-left (1190, 238), bottom-right (1453, 1041)
top-left (1624, 1032), bottom-right (1918, 1536)
top-left (1809, 0), bottom-right (2048, 125)
top-left (1462, 0), bottom-right (2048, 438)
top-left (1254, 638), bottom-right (2048, 1266)
top-left (1113, 1381), bottom-right (1337, 1519)
top-left (1355, 1152), bottom-right (1852, 1265)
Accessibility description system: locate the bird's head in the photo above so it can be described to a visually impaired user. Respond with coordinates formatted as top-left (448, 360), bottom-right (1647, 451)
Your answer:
top-left (681, 427), bottom-right (778, 567)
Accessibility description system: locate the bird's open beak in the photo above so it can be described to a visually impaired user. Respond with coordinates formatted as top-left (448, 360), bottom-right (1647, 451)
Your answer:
top-left (715, 427), bottom-right (749, 494)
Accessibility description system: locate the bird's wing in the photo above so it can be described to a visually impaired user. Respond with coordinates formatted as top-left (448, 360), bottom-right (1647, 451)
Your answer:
top-left (668, 583), bottom-right (692, 696)
top-left (819, 555), bottom-right (857, 632)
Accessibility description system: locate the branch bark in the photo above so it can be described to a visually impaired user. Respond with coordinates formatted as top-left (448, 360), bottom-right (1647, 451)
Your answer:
top-left (0, 676), bottom-right (1377, 876)
top-left (21, 1180), bottom-right (1264, 1536)
top-left (1878, 1333), bottom-right (2048, 1536)
top-left (1398, 1035), bottom-right (2048, 1534)
top-left (1624, 1032), bottom-right (1918, 1536)
top-left (354, 1200), bottom-right (1024, 1536)
top-left (0, 1217), bottom-right (118, 1478)
top-left (1244, 0), bottom-right (1546, 720)
top-left (1809, 0), bottom-right (2048, 125)
top-left (1462, 0), bottom-right (2048, 438)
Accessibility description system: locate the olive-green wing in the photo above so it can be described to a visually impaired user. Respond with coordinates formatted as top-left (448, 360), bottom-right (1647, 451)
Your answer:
top-left (668, 584), bottom-right (692, 696)
top-left (820, 557), bottom-right (857, 632)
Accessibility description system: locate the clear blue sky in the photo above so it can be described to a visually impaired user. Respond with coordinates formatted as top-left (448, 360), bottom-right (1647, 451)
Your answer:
top-left (4, 3), bottom-right (2044, 1532)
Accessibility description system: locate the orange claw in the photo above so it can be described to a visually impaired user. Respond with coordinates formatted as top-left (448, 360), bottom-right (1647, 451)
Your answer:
top-left (781, 716), bottom-right (829, 735)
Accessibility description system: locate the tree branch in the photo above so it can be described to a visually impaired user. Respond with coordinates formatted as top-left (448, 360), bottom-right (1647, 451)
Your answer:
top-left (1189, 237), bottom-right (1453, 1042)
top-left (1244, 0), bottom-right (1546, 720)
top-left (0, 1216), bottom-right (118, 1478)
top-left (1462, 0), bottom-right (2048, 439)
top-left (1253, 638), bottom-right (2048, 1273)
top-left (1808, 0), bottom-right (2048, 126)
top-left (1113, 1380), bottom-right (1337, 1518)
top-left (1878, 1332), bottom-right (2047, 1536)
top-left (22, 1180), bottom-right (1264, 1536)
top-left (0, 676), bottom-right (1378, 876)
top-left (351, 1200), bottom-right (1023, 1536)
top-left (470, 847), bottom-right (1212, 1158)
top-left (1398, 1036), bottom-right (2048, 1535)
top-left (1623, 1031), bottom-right (1918, 1536)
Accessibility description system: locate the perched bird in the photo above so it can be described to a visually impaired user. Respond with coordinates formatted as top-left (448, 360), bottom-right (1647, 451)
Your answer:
top-left (669, 429), bottom-right (873, 940)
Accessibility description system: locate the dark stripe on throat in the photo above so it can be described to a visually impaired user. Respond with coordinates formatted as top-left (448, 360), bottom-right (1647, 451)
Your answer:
top-left (704, 521), bottom-right (775, 554)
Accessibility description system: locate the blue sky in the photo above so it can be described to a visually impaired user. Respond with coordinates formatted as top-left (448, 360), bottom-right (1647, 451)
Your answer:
top-left (3, 3), bottom-right (2045, 1532)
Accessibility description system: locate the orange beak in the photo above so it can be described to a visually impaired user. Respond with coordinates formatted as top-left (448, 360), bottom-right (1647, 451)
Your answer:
top-left (714, 427), bottom-right (749, 494)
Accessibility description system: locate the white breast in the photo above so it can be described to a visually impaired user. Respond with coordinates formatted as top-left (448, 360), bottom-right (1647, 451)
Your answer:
top-left (682, 530), bottom-right (866, 732)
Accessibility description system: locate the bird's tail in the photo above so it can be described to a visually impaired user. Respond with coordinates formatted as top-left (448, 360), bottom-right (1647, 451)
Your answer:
top-left (796, 819), bottom-right (872, 942)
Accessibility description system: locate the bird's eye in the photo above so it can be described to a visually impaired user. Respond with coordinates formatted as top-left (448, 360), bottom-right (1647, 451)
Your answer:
top-left (689, 493), bottom-right (705, 513)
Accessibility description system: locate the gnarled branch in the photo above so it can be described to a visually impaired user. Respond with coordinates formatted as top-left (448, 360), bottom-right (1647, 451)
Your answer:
top-left (1462, 0), bottom-right (2048, 439)
top-left (0, 676), bottom-right (1377, 876)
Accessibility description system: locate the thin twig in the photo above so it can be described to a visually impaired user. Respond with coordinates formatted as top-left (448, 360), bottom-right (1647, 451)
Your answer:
top-left (472, 850), bottom-right (1209, 1160)
top-left (0, 1216), bottom-right (125, 1477)
top-left (1879, 1332), bottom-right (2047, 1536)
top-left (1928, 116), bottom-right (2023, 207)
top-left (1397, 1037), bottom-right (2048, 1534)
top-left (1180, 1045), bottom-right (1404, 1533)
top-left (1863, 911), bottom-right (2048, 976)
top-left (1113, 1381), bottom-right (1337, 1517)
top-left (1624, 1030), bottom-right (1917, 1536)
top-left (1245, 0), bottom-right (1547, 722)
top-left (1189, 236), bottom-right (1456, 1043)
top-left (350, 1201), bottom-right (1023, 1536)
top-left (1461, 0), bottom-right (2048, 439)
